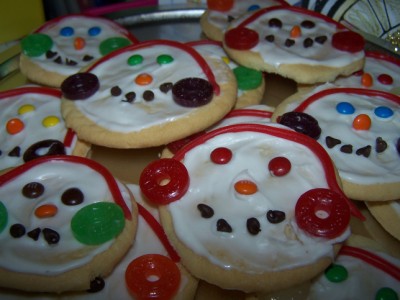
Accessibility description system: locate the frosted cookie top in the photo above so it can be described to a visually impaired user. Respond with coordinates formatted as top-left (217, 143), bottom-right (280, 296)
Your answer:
top-left (0, 86), bottom-right (78, 171)
top-left (20, 14), bottom-right (138, 76)
top-left (141, 124), bottom-right (359, 273)
top-left (224, 6), bottom-right (365, 68)
top-left (334, 51), bottom-right (400, 94)
top-left (61, 40), bottom-right (236, 148)
top-left (0, 156), bottom-right (133, 276)
top-left (203, 0), bottom-right (288, 39)
top-left (308, 246), bottom-right (400, 300)
top-left (278, 87), bottom-right (400, 191)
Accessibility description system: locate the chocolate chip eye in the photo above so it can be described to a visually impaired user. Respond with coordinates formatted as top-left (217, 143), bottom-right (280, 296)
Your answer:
top-left (278, 111), bottom-right (321, 140)
top-left (22, 182), bottom-right (45, 198)
top-left (268, 18), bottom-right (282, 28)
top-left (172, 78), bottom-right (213, 107)
top-left (61, 188), bottom-right (84, 206)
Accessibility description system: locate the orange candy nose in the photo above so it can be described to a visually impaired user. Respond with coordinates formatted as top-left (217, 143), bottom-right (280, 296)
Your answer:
top-left (74, 37), bottom-right (86, 50)
top-left (6, 118), bottom-right (25, 135)
top-left (290, 25), bottom-right (302, 38)
top-left (135, 73), bottom-right (153, 85)
top-left (361, 72), bottom-right (373, 87)
top-left (352, 114), bottom-right (371, 130)
top-left (234, 180), bottom-right (258, 195)
top-left (35, 204), bottom-right (58, 218)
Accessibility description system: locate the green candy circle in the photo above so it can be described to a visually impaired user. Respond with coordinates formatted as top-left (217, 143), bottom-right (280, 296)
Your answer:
top-left (127, 54), bottom-right (143, 66)
top-left (71, 202), bottom-right (125, 245)
top-left (233, 66), bottom-right (262, 91)
top-left (324, 264), bottom-right (348, 283)
top-left (157, 54), bottom-right (174, 65)
top-left (99, 37), bottom-right (131, 56)
top-left (376, 287), bottom-right (398, 300)
top-left (21, 33), bottom-right (53, 57)
top-left (0, 202), bottom-right (8, 234)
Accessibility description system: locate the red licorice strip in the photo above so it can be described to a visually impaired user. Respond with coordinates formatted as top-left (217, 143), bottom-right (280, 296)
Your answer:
top-left (34, 13), bottom-right (139, 43)
top-left (137, 203), bottom-right (180, 262)
top-left (236, 6), bottom-right (347, 30)
top-left (86, 39), bottom-right (220, 95)
top-left (173, 123), bottom-right (364, 220)
top-left (223, 108), bottom-right (273, 119)
top-left (339, 246), bottom-right (400, 281)
top-left (0, 86), bottom-right (62, 101)
top-left (0, 156), bottom-right (132, 220)
top-left (366, 50), bottom-right (400, 67)
top-left (63, 128), bottom-right (75, 148)
top-left (293, 87), bottom-right (400, 113)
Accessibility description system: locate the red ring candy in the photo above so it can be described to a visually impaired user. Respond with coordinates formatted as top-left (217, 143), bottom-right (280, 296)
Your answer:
top-left (295, 188), bottom-right (350, 238)
top-left (224, 27), bottom-right (259, 50)
top-left (139, 158), bottom-right (189, 205)
top-left (61, 73), bottom-right (99, 100)
top-left (332, 31), bottom-right (365, 53)
top-left (125, 254), bottom-right (181, 300)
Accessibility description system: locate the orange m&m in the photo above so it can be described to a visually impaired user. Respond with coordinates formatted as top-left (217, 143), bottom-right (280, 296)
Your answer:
top-left (234, 180), bottom-right (258, 195)
top-left (290, 25), bottom-right (302, 38)
top-left (74, 37), bottom-right (86, 50)
top-left (6, 118), bottom-right (25, 135)
top-left (35, 204), bottom-right (58, 218)
top-left (135, 73), bottom-right (153, 85)
top-left (352, 114), bottom-right (371, 130)
top-left (361, 73), bottom-right (373, 87)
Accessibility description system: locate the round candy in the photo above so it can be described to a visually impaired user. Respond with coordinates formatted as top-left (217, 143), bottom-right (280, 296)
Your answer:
top-left (332, 31), bottom-right (365, 53)
top-left (35, 204), bottom-right (58, 218)
top-left (361, 73), bottom-right (373, 87)
top-left (60, 26), bottom-right (74, 36)
top-left (61, 72), bottom-right (99, 100)
top-left (268, 156), bottom-right (291, 177)
top-left (88, 26), bottom-right (101, 36)
top-left (352, 114), bottom-right (371, 130)
top-left (207, 0), bottom-right (234, 11)
top-left (224, 27), bottom-right (259, 50)
top-left (139, 158), bottom-right (190, 205)
top-left (172, 77), bottom-right (213, 107)
top-left (61, 188), bottom-right (84, 206)
top-left (71, 202), bottom-right (125, 245)
top-left (324, 264), bottom-right (348, 283)
top-left (135, 73), bottom-right (153, 86)
top-left (21, 33), bottom-right (53, 57)
top-left (42, 116), bottom-right (60, 127)
top-left (99, 37), bottom-right (131, 56)
top-left (18, 104), bottom-right (35, 115)
top-left (0, 202), bottom-right (8, 234)
top-left (233, 66), bottom-right (262, 90)
top-left (74, 37), bottom-right (86, 50)
top-left (336, 102), bottom-right (355, 115)
top-left (375, 287), bottom-right (398, 300)
top-left (278, 111), bottom-right (321, 139)
top-left (374, 106), bottom-right (393, 118)
top-left (210, 147), bottom-right (232, 164)
top-left (234, 180), bottom-right (258, 195)
top-left (22, 182), bottom-right (45, 199)
top-left (23, 140), bottom-right (66, 162)
top-left (127, 54), bottom-right (143, 66)
top-left (125, 254), bottom-right (180, 300)
top-left (378, 74), bottom-right (393, 85)
top-left (6, 118), bottom-right (24, 135)
top-left (295, 188), bottom-right (350, 238)
top-left (157, 54), bottom-right (174, 64)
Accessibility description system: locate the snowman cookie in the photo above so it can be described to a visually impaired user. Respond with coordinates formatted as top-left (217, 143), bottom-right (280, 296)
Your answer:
top-left (333, 51), bottom-right (400, 94)
top-left (60, 40), bottom-right (237, 149)
top-left (200, 0), bottom-right (288, 42)
top-left (0, 86), bottom-right (90, 172)
top-left (187, 40), bottom-right (266, 108)
top-left (0, 184), bottom-right (197, 299)
top-left (307, 243), bottom-right (400, 299)
top-left (0, 156), bottom-right (138, 293)
top-left (223, 6), bottom-right (365, 84)
top-left (272, 85), bottom-right (400, 201)
top-left (19, 14), bottom-right (139, 87)
top-left (140, 123), bottom-right (363, 293)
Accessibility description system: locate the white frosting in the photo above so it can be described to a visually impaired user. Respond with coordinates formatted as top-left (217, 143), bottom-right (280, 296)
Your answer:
top-left (168, 124), bottom-right (349, 273)
top-left (0, 159), bottom-right (133, 275)
top-left (29, 15), bottom-right (134, 75)
top-left (297, 87), bottom-right (400, 185)
top-left (0, 87), bottom-right (76, 171)
top-left (229, 7), bottom-right (364, 67)
top-left (334, 53), bottom-right (400, 94)
top-left (212, 105), bottom-right (273, 128)
top-left (74, 42), bottom-right (229, 132)
top-left (308, 248), bottom-right (400, 300)
top-left (206, 0), bottom-right (284, 32)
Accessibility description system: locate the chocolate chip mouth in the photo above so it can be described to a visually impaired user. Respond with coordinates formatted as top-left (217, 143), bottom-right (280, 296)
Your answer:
top-left (324, 135), bottom-right (397, 158)
top-left (9, 223), bottom-right (60, 245)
